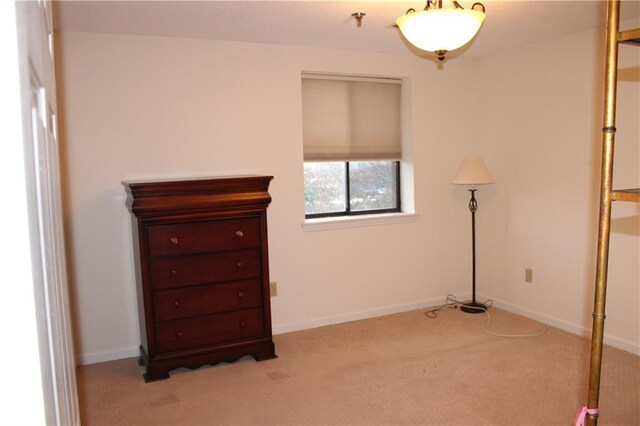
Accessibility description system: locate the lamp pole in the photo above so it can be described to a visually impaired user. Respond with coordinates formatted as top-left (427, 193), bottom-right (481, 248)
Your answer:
top-left (460, 188), bottom-right (486, 314)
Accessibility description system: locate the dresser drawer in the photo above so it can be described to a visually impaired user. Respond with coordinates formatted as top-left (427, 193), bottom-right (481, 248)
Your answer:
top-left (148, 217), bottom-right (261, 257)
top-left (150, 249), bottom-right (260, 290)
top-left (155, 308), bottom-right (264, 353)
top-left (153, 279), bottom-right (262, 321)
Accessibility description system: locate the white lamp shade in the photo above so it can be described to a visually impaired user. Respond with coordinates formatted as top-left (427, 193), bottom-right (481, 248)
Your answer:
top-left (452, 157), bottom-right (494, 185)
top-left (396, 7), bottom-right (485, 53)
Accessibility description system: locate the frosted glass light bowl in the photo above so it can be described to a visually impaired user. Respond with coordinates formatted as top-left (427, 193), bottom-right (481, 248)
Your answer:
top-left (396, 7), bottom-right (485, 54)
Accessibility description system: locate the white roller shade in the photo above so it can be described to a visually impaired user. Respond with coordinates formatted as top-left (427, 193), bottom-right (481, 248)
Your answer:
top-left (302, 75), bottom-right (401, 161)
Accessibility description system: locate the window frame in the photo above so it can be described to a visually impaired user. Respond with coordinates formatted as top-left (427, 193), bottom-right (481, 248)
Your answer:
top-left (304, 160), bottom-right (401, 219)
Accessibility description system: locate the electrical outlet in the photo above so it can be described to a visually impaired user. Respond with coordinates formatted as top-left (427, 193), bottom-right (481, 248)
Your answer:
top-left (525, 268), bottom-right (533, 283)
top-left (270, 281), bottom-right (278, 297)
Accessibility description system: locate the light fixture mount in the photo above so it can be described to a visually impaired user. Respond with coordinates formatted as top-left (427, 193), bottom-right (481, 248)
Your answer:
top-left (351, 12), bottom-right (366, 28)
top-left (396, 0), bottom-right (485, 61)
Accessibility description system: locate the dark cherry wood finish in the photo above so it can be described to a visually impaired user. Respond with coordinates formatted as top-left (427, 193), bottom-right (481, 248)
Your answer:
top-left (123, 176), bottom-right (276, 382)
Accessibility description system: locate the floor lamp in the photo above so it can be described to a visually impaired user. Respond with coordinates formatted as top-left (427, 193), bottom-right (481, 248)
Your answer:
top-left (452, 157), bottom-right (494, 314)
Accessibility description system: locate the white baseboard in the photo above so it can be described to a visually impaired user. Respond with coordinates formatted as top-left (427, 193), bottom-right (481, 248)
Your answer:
top-left (77, 292), bottom-right (638, 365)
top-left (483, 294), bottom-right (640, 356)
top-left (77, 346), bottom-right (139, 366)
top-left (272, 294), bottom-right (470, 335)
top-left (77, 295), bottom-right (466, 365)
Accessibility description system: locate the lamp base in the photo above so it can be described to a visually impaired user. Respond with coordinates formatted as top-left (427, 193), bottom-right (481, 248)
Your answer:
top-left (460, 302), bottom-right (487, 314)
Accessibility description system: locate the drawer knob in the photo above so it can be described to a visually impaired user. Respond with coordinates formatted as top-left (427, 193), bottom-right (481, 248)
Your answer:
top-left (237, 291), bottom-right (246, 300)
top-left (171, 269), bottom-right (178, 276)
top-left (239, 321), bottom-right (246, 329)
top-left (176, 330), bottom-right (183, 339)
top-left (169, 237), bottom-right (179, 245)
top-left (236, 261), bottom-right (243, 269)
top-left (235, 230), bottom-right (244, 239)
top-left (173, 300), bottom-right (180, 308)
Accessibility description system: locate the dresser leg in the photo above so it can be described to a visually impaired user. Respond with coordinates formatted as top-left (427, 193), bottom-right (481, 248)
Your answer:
top-left (255, 353), bottom-right (278, 362)
top-left (143, 370), bottom-right (170, 383)
top-left (253, 342), bottom-right (278, 362)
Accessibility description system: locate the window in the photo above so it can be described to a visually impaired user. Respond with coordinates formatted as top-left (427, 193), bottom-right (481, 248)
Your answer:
top-left (304, 161), bottom-right (400, 217)
top-left (302, 74), bottom-right (402, 219)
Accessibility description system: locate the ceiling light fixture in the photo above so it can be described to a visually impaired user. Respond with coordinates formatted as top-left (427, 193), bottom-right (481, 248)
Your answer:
top-left (396, 0), bottom-right (485, 61)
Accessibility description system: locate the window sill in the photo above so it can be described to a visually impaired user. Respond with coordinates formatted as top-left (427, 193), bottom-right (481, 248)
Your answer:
top-left (302, 212), bottom-right (419, 232)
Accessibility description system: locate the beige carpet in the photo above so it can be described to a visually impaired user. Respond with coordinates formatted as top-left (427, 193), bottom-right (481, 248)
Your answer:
top-left (76, 308), bottom-right (639, 425)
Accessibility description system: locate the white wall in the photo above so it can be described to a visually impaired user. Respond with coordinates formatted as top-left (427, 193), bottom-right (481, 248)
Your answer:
top-left (477, 25), bottom-right (639, 353)
top-left (55, 32), bottom-right (482, 364)
top-left (55, 22), bottom-right (639, 364)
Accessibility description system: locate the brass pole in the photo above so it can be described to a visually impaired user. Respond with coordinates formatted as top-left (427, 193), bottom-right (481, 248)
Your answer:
top-left (586, 1), bottom-right (619, 425)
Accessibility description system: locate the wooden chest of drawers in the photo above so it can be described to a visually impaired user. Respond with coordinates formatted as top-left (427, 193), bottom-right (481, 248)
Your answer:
top-left (123, 176), bottom-right (276, 382)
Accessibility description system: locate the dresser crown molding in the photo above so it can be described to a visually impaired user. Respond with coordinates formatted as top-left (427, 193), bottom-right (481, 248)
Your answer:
top-left (123, 175), bottom-right (273, 217)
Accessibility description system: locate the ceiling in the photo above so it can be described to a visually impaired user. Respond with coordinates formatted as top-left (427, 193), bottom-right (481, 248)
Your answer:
top-left (53, 1), bottom-right (640, 59)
